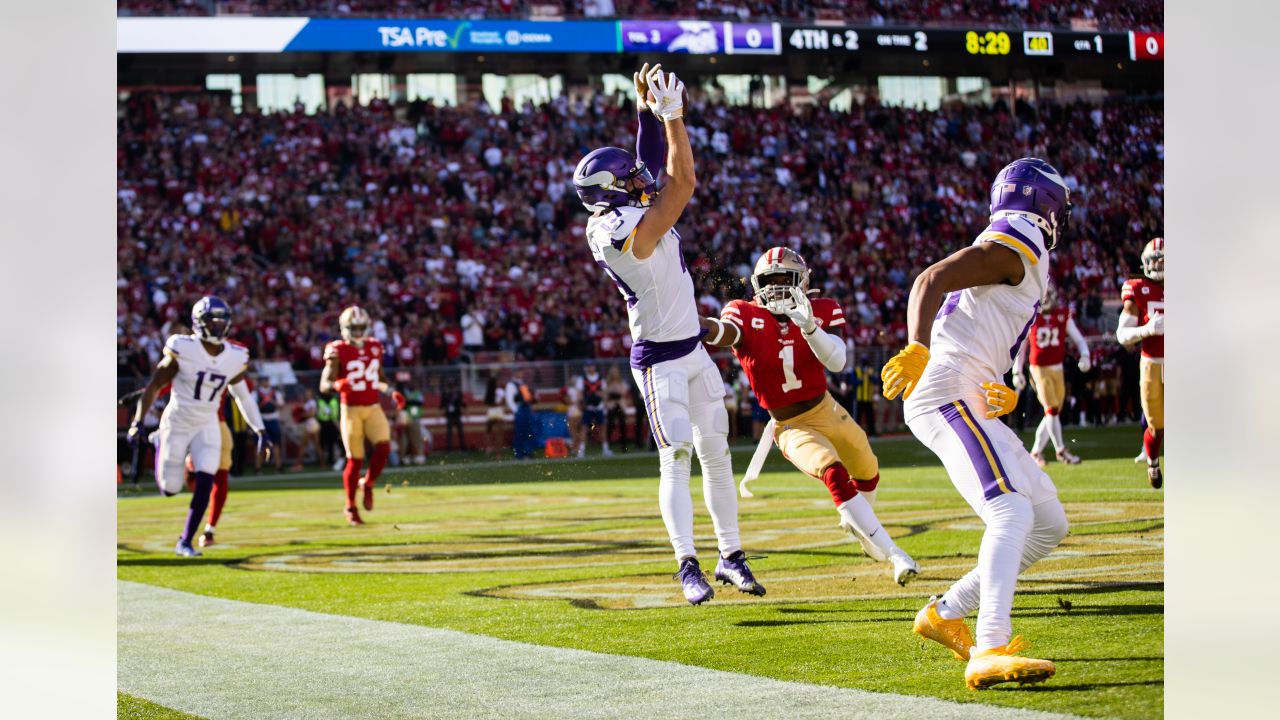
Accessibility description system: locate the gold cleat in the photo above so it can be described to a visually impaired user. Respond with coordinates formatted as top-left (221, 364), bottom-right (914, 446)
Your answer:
top-left (964, 636), bottom-right (1055, 690)
top-left (913, 597), bottom-right (974, 661)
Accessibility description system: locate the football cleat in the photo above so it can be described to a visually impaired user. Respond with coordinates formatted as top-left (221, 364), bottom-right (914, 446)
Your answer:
top-left (1057, 449), bottom-right (1082, 465)
top-left (913, 597), bottom-right (975, 660)
top-left (891, 552), bottom-right (920, 586)
top-left (175, 541), bottom-right (202, 558)
top-left (964, 637), bottom-right (1055, 690)
top-left (345, 507), bottom-right (365, 526)
top-left (674, 557), bottom-right (715, 605)
top-left (839, 519), bottom-right (888, 562)
top-left (1030, 451), bottom-right (1047, 468)
top-left (714, 551), bottom-right (766, 596)
top-left (359, 479), bottom-right (374, 511)
top-left (198, 529), bottom-right (216, 548)
top-left (1147, 464), bottom-right (1163, 489)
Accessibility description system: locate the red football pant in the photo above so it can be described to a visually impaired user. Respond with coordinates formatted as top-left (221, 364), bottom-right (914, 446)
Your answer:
top-left (343, 457), bottom-right (364, 508)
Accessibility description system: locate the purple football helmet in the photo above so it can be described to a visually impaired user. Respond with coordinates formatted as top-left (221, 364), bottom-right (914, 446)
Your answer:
top-left (989, 157), bottom-right (1072, 249)
top-left (572, 147), bottom-right (655, 212)
top-left (192, 296), bottom-right (233, 345)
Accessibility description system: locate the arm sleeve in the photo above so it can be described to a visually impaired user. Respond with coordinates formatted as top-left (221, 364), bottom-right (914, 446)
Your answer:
top-left (636, 110), bottom-right (666, 177)
top-left (1066, 316), bottom-right (1089, 358)
top-left (802, 326), bottom-right (847, 373)
top-left (1116, 311), bottom-right (1147, 347)
top-left (228, 380), bottom-right (265, 433)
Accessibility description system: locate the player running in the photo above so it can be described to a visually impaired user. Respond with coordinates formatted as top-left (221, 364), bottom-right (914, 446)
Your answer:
top-left (702, 247), bottom-right (920, 585)
top-left (319, 305), bottom-right (406, 526)
top-left (1010, 283), bottom-right (1092, 466)
top-left (1116, 237), bottom-right (1164, 488)
top-left (127, 297), bottom-right (273, 557)
top-left (881, 158), bottom-right (1072, 689)
top-left (573, 63), bottom-right (762, 605)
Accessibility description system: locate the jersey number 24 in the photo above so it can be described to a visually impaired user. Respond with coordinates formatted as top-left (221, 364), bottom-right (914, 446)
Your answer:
top-left (345, 358), bottom-right (381, 391)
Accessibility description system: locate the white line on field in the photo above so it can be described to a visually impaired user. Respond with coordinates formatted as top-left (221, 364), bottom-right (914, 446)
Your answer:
top-left (119, 581), bottom-right (1081, 720)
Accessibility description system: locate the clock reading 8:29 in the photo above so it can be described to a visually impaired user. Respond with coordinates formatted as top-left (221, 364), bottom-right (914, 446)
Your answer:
top-left (965, 30), bottom-right (1011, 55)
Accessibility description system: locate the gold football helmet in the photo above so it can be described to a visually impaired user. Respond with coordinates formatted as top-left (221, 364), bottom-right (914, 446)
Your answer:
top-left (750, 247), bottom-right (811, 314)
top-left (339, 305), bottom-right (372, 345)
top-left (1141, 237), bottom-right (1164, 282)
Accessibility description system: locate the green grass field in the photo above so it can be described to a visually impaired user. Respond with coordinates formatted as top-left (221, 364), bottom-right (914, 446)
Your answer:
top-left (117, 425), bottom-right (1162, 719)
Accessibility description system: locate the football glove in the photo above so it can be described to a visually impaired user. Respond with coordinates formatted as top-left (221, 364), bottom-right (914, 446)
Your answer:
top-left (393, 391), bottom-right (407, 410)
top-left (255, 430), bottom-right (275, 462)
top-left (981, 382), bottom-right (1018, 419)
top-left (1011, 372), bottom-right (1027, 392)
top-left (1145, 313), bottom-right (1164, 337)
top-left (1078, 356), bottom-right (1093, 373)
top-left (881, 342), bottom-right (930, 401)
top-left (646, 66), bottom-right (685, 122)
top-left (784, 287), bottom-right (817, 335)
top-left (127, 422), bottom-right (142, 446)
top-left (332, 377), bottom-right (349, 393)
top-left (633, 62), bottom-right (652, 111)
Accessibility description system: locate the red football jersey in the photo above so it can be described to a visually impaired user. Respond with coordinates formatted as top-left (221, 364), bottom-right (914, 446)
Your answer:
top-left (1120, 278), bottom-right (1164, 359)
top-left (722, 297), bottom-right (845, 411)
top-left (1028, 307), bottom-right (1073, 366)
top-left (323, 338), bottom-right (386, 406)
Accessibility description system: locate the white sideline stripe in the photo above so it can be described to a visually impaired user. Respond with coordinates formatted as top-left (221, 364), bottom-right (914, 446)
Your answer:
top-left (119, 581), bottom-right (1079, 720)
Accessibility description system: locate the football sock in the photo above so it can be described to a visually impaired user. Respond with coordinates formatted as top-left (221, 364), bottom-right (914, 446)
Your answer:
top-left (1032, 415), bottom-right (1052, 455)
top-left (365, 442), bottom-right (390, 486)
top-left (973, 492), bottom-right (1033, 650)
top-left (696, 436), bottom-right (741, 557)
top-left (181, 472), bottom-right (214, 546)
top-left (1049, 414), bottom-right (1067, 454)
top-left (658, 443), bottom-right (696, 561)
top-left (208, 469), bottom-right (229, 527)
top-left (854, 474), bottom-right (879, 507)
top-left (837, 494), bottom-right (901, 562)
top-left (342, 457), bottom-right (363, 507)
top-left (820, 464), bottom-right (858, 506)
top-left (1143, 427), bottom-right (1162, 464)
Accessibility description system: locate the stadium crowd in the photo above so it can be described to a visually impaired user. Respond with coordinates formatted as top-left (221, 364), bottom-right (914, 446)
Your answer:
top-left (117, 0), bottom-right (1163, 31)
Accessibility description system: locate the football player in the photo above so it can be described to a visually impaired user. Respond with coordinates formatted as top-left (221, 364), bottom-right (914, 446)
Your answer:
top-left (881, 158), bottom-right (1072, 689)
top-left (574, 64), bottom-right (762, 605)
top-left (1116, 237), bottom-right (1164, 488)
top-left (127, 297), bottom-right (273, 557)
top-left (702, 247), bottom-right (920, 585)
top-left (319, 305), bottom-right (406, 526)
top-left (1011, 283), bottom-right (1092, 466)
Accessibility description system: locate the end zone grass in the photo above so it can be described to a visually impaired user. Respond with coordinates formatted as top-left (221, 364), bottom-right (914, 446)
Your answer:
top-left (118, 425), bottom-right (1162, 719)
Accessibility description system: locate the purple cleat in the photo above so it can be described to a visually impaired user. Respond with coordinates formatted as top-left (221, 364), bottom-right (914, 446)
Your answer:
top-left (675, 557), bottom-right (714, 605)
top-left (714, 550), bottom-right (766, 596)
top-left (175, 540), bottom-right (202, 558)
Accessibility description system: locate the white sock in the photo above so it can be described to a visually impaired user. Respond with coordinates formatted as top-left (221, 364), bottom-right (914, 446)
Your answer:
top-left (696, 438), bottom-right (741, 556)
top-left (658, 444), bottom-right (696, 561)
top-left (973, 493), bottom-right (1033, 650)
top-left (1049, 414), bottom-right (1066, 454)
top-left (203, 523), bottom-right (215, 534)
top-left (1032, 415), bottom-right (1052, 455)
top-left (837, 494), bottom-right (901, 562)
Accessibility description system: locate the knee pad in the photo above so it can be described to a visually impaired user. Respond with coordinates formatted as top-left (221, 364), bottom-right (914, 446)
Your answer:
top-left (1035, 500), bottom-right (1070, 547)
top-left (659, 442), bottom-right (693, 476)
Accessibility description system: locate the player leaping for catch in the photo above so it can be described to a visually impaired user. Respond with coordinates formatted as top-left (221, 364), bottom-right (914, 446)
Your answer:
top-left (1116, 237), bottom-right (1164, 488)
top-left (701, 247), bottom-right (920, 585)
top-left (881, 158), bottom-right (1073, 690)
top-left (1010, 282), bottom-right (1092, 466)
top-left (573, 64), bottom-right (763, 605)
top-left (127, 297), bottom-right (273, 557)
top-left (320, 305), bottom-right (406, 526)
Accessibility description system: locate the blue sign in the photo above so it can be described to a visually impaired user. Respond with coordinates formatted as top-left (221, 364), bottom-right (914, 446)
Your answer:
top-left (620, 20), bottom-right (724, 54)
top-left (284, 19), bottom-right (617, 53)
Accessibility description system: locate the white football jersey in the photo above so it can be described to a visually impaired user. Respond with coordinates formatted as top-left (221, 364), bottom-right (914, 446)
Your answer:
top-left (161, 334), bottom-right (251, 430)
top-left (586, 205), bottom-right (700, 344)
top-left (905, 214), bottom-right (1050, 419)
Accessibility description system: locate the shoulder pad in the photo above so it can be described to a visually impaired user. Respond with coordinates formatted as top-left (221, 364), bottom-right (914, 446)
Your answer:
top-left (590, 206), bottom-right (645, 251)
top-left (976, 216), bottom-right (1046, 266)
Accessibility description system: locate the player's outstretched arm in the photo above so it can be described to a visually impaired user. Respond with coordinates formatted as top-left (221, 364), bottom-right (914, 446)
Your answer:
top-left (1066, 316), bottom-right (1092, 372)
top-left (128, 355), bottom-right (179, 441)
top-left (632, 68), bottom-right (693, 260)
top-left (318, 356), bottom-right (339, 394)
top-left (700, 316), bottom-right (741, 348)
top-left (633, 63), bottom-right (666, 173)
top-left (1115, 299), bottom-right (1160, 349)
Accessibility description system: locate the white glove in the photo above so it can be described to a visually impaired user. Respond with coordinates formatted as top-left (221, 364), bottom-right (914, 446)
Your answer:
top-left (1078, 356), bottom-right (1093, 373)
top-left (1145, 313), bottom-right (1164, 337)
top-left (1012, 372), bottom-right (1026, 392)
top-left (646, 66), bottom-right (685, 122)
top-left (784, 287), bottom-right (817, 334)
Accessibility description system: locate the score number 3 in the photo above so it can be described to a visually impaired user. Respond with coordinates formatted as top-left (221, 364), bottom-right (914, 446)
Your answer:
top-left (345, 358), bottom-right (381, 391)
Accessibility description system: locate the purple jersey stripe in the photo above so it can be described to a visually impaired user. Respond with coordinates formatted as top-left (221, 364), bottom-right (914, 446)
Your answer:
top-left (938, 401), bottom-right (1016, 501)
top-left (1009, 301), bottom-right (1042, 360)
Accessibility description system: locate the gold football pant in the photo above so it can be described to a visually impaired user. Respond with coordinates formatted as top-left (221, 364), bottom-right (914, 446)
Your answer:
top-left (1140, 358), bottom-right (1164, 431)
top-left (340, 404), bottom-right (391, 459)
top-left (1030, 364), bottom-right (1065, 412)
top-left (774, 393), bottom-right (878, 481)
top-left (219, 421), bottom-right (233, 471)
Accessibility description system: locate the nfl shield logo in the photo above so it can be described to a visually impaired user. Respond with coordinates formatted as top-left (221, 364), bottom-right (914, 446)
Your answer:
top-left (1023, 185), bottom-right (1034, 196)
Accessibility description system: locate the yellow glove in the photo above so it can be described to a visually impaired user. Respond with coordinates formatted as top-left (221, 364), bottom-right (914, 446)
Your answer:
top-left (981, 382), bottom-right (1018, 419)
top-left (881, 342), bottom-right (930, 401)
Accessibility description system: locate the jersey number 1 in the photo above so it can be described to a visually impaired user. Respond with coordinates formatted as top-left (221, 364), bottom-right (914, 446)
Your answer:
top-left (345, 358), bottom-right (381, 392)
top-left (778, 346), bottom-right (803, 392)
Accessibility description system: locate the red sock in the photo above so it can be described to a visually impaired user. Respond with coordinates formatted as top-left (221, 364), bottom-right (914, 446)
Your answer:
top-left (364, 442), bottom-right (390, 487)
top-left (208, 469), bottom-right (229, 527)
top-left (1143, 427), bottom-right (1163, 464)
top-left (343, 457), bottom-right (363, 507)
top-left (1045, 407), bottom-right (1058, 416)
top-left (820, 463), bottom-right (858, 506)
top-left (854, 473), bottom-right (879, 494)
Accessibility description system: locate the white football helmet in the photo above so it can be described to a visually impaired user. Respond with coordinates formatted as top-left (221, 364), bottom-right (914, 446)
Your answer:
top-left (750, 247), bottom-right (811, 314)
top-left (339, 305), bottom-right (371, 346)
top-left (1141, 237), bottom-right (1164, 282)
